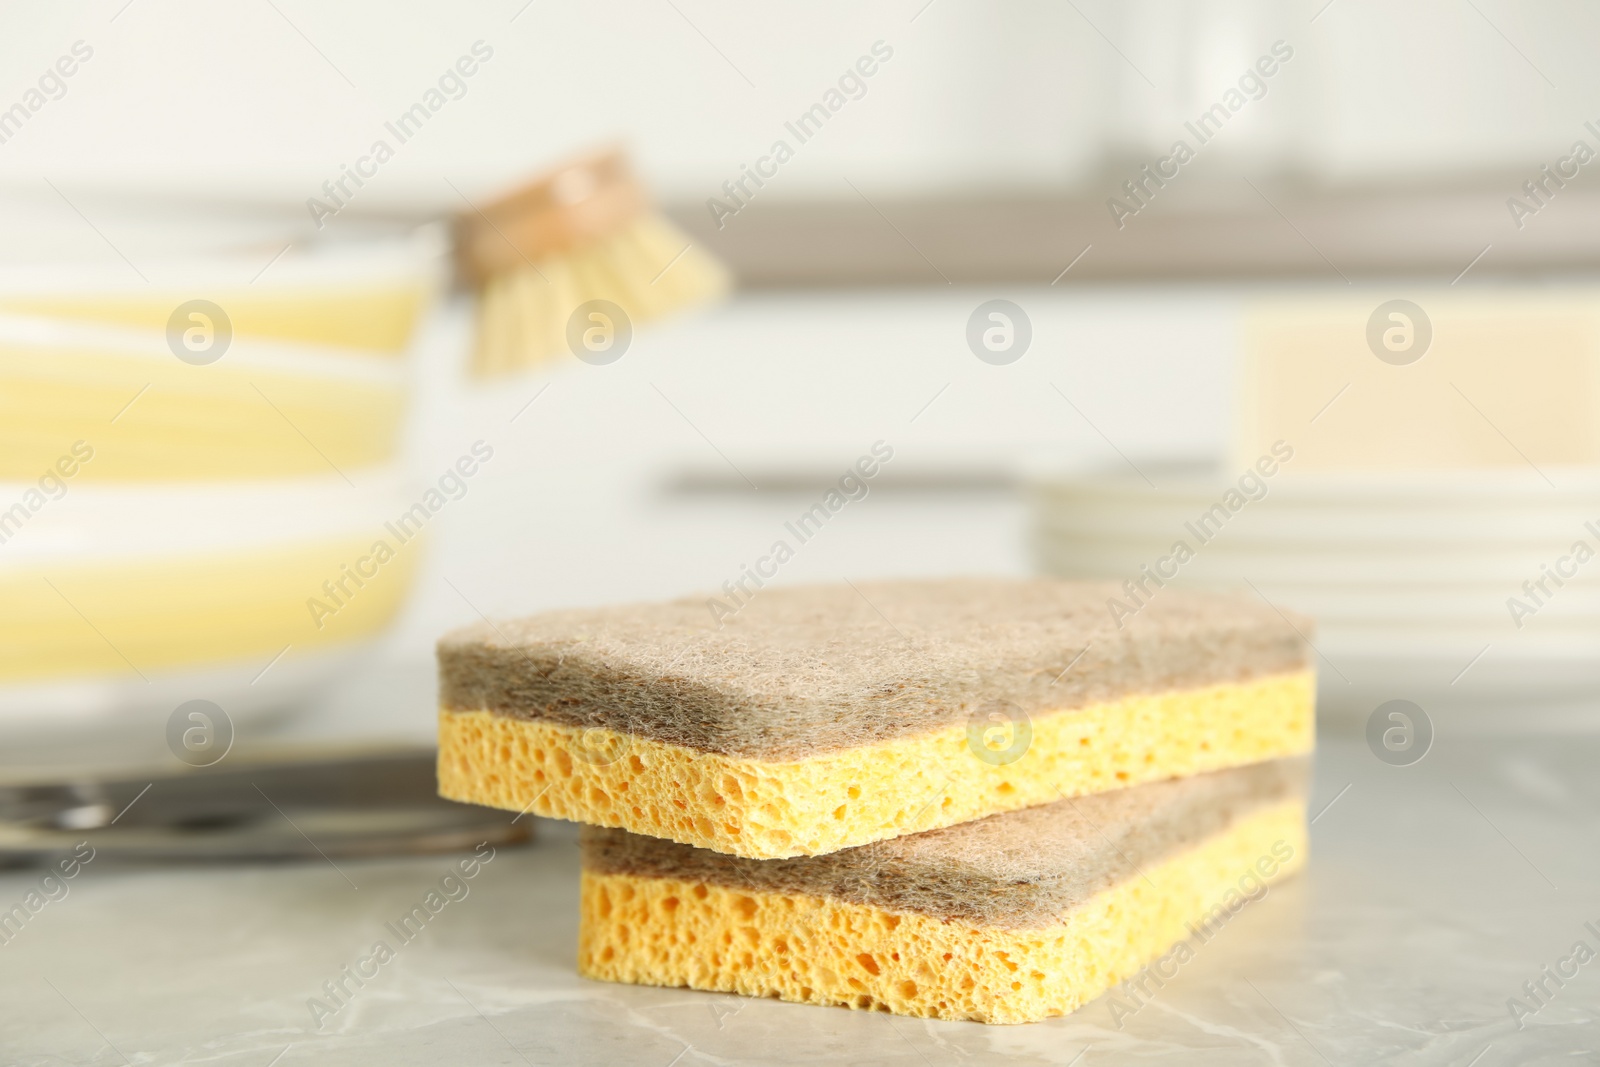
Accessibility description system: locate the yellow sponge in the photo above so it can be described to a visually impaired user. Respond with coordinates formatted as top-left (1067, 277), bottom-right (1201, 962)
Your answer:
top-left (438, 579), bottom-right (1313, 858)
top-left (439, 670), bottom-right (1312, 858)
top-left (578, 760), bottom-right (1308, 1024)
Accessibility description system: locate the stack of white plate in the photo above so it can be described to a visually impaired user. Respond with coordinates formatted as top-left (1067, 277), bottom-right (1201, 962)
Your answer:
top-left (1031, 463), bottom-right (1600, 718)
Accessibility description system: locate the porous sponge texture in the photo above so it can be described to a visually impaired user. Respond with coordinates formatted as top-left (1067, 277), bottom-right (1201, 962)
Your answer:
top-left (578, 800), bottom-right (1307, 1024)
top-left (438, 671), bottom-right (1313, 859)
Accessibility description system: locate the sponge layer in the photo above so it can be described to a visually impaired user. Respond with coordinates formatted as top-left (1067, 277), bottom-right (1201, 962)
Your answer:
top-left (438, 671), bottom-right (1312, 859)
top-left (578, 800), bottom-right (1307, 1024)
top-left (437, 578), bottom-right (1311, 760)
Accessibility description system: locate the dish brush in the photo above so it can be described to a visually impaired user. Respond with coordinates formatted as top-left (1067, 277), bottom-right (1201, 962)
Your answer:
top-left (453, 147), bottom-right (729, 376)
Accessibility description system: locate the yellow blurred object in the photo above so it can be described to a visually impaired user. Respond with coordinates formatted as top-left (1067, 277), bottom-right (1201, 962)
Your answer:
top-left (455, 148), bottom-right (729, 376)
top-left (0, 237), bottom-right (439, 734)
top-left (0, 286), bottom-right (428, 354)
top-left (0, 533), bottom-right (420, 683)
top-left (1237, 291), bottom-right (1600, 472)
top-left (0, 315), bottom-right (404, 481)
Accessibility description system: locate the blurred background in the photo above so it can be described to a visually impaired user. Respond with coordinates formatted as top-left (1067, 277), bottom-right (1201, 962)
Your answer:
top-left (4, 0), bottom-right (1599, 774)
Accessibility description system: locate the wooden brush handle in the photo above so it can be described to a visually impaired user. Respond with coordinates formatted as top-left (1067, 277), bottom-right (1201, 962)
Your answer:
top-left (453, 147), bottom-right (647, 284)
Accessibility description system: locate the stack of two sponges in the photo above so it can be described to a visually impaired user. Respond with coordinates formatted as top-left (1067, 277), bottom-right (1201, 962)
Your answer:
top-left (436, 578), bottom-right (1315, 1024)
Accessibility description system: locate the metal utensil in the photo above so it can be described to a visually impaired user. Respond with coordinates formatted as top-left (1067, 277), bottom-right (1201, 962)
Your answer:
top-left (0, 745), bottom-right (530, 865)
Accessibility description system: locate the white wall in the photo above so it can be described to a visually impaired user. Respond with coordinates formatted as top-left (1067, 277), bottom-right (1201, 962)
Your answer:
top-left (1, 0), bottom-right (1593, 222)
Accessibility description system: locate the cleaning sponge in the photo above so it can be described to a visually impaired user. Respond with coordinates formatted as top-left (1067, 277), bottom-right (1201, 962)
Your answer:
top-left (578, 758), bottom-right (1309, 1024)
top-left (437, 578), bottom-right (1314, 858)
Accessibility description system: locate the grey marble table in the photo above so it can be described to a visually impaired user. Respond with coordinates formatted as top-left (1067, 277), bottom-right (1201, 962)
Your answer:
top-left (2, 733), bottom-right (1597, 1066)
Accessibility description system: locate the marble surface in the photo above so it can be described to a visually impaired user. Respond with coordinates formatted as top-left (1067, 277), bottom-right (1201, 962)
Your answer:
top-left (3, 733), bottom-right (1598, 1066)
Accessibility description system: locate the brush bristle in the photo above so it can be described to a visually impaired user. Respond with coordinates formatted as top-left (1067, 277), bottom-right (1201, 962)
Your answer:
top-left (469, 213), bottom-right (729, 376)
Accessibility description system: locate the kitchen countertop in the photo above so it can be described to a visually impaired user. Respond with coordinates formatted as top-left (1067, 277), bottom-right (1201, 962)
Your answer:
top-left (3, 733), bottom-right (1597, 1066)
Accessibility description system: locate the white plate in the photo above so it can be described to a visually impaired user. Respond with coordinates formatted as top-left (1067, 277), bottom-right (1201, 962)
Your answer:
top-left (0, 467), bottom-right (417, 565)
top-left (0, 639), bottom-right (382, 739)
top-left (1032, 540), bottom-right (1600, 587)
top-left (1028, 463), bottom-right (1600, 504)
top-left (1031, 465), bottom-right (1600, 717)
top-left (1032, 497), bottom-right (1600, 547)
